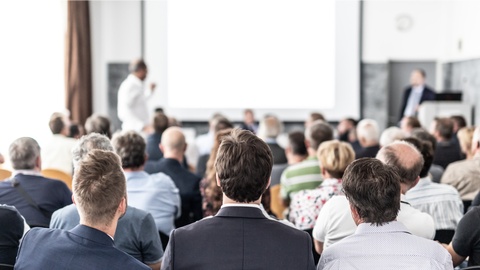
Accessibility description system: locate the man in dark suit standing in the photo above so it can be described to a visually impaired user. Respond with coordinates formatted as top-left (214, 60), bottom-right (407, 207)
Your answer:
top-left (161, 129), bottom-right (315, 270)
top-left (15, 150), bottom-right (149, 270)
top-left (157, 127), bottom-right (202, 228)
top-left (399, 69), bottom-right (436, 121)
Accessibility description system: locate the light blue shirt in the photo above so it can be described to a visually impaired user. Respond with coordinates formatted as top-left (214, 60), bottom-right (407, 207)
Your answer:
top-left (125, 171), bottom-right (181, 235)
top-left (317, 221), bottom-right (452, 270)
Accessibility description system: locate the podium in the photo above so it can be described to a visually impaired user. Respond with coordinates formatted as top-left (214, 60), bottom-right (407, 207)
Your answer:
top-left (417, 101), bottom-right (472, 129)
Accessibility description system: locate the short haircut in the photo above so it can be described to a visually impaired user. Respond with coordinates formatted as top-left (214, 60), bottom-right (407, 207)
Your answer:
top-left (379, 127), bottom-right (406, 147)
top-left (288, 131), bottom-right (307, 156)
top-left (414, 68), bottom-right (426, 78)
top-left (244, 109), bottom-right (253, 115)
top-left (401, 137), bottom-right (433, 178)
top-left (161, 127), bottom-right (186, 152)
top-left (306, 121), bottom-right (334, 150)
top-left (49, 112), bottom-right (66, 134)
top-left (9, 137), bottom-right (40, 170)
top-left (215, 129), bottom-right (273, 203)
top-left (376, 141), bottom-right (424, 185)
top-left (111, 131), bottom-right (146, 169)
top-left (214, 117), bottom-right (234, 133)
top-left (451, 115), bottom-right (467, 130)
top-left (404, 116), bottom-right (421, 128)
top-left (343, 158), bottom-right (401, 225)
top-left (84, 114), bottom-right (112, 139)
top-left (317, 140), bottom-right (355, 179)
top-left (310, 112), bottom-right (325, 122)
top-left (434, 117), bottom-right (454, 140)
top-left (258, 115), bottom-right (283, 139)
top-left (152, 112), bottom-right (169, 134)
top-left (411, 128), bottom-right (437, 151)
top-left (357, 119), bottom-right (380, 143)
top-left (129, 59), bottom-right (147, 73)
top-left (457, 127), bottom-right (475, 156)
top-left (73, 150), bottom-right (126, 226)
top-left (72, 133), bottom-right (114, 168)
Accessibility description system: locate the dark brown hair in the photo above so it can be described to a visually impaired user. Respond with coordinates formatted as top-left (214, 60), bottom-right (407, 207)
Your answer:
top-left (85, 114), bottom-right (112, 139)
top-left (152, 112), bottom-right (169, 134)
top-left (49, 112), bottom-right (65, 134)
top-left (401, 137), bottom-right (433, 178)
top-left (111, 131), bottom-right (146, 169)
top-left (307, 121), bottom-right (334, 150)
top-left (288, 131), bottom-right (307, 156)
top-left (435, 117), bottom-right (454, 140)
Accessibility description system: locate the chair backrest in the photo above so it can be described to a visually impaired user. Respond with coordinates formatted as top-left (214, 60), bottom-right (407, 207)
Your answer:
top-left (41, 169), bottom-right (72, 190)
top-left (0, 168), bottom-right (12, 181)
top-left (0, 263), bottom-right (14, 270)
top-left (270, 184), bottom-right (286, 219)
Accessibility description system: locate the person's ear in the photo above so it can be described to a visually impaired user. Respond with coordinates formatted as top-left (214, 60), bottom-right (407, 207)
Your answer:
top-left (117, 197), bottom-right (127, 215)
top-left (216, 173), bottom-right (221, 187)
top-left (159, 144), bottom-right (164, 152)
top-left (266, 178), bottom-right (271, 190)
top-left (183, 143), bottom-right (188, 154)
top-left (72, 195), bottom-right (76, 205)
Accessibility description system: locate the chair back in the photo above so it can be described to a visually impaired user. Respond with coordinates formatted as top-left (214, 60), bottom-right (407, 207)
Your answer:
top-left (270, 184), bottom-right (286, 219)
top-left (41, 169), bottom-right (72, 190)
top-left (0, 263), bottom-right (14, 270)
top-left (0, 168), bottom-right (12, 181)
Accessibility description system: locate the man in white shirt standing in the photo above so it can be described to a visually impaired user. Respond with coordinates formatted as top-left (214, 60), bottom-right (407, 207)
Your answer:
top-left (317, 158), bottom-right (452, 270)
top-left (117, 59), bottom-right (156, 132)
top-left (399, 69), bottom-right (436, 121)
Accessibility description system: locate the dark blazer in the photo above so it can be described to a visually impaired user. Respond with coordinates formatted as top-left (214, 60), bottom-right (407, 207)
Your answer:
top-left (0, 205), bottom-right (24, 265)
top-left (14, 225), bottom-right (149, 270)
top-left (161, 206), bottom-right (315, 270)
top-left (267, 142), bottom-right (288, 165)
top-left (195, 154), bottom-right (210, 178)
top-left (433, 141), bottom-right (463, 169)
top-left (146, 132), bottom-right (164, 161)
top-left (0, 174), bottom-right (72, 227)
top-left (399, 85), bottom-right (436, 120)
top-left (156, 158), bottom-right (202, 227)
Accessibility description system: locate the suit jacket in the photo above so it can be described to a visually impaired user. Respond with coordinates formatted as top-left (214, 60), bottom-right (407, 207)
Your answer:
top-left (156, 158), bottom-right (203, 227)
top-left (14, 225), bottom-right (150, 270)
top-left (267, 142), bottom-right (288, 165)
top-left (0, 173), bottom-right (72, 227)
top-left (161, 205), bottom-right (315, 270)
top-left (0, 205), bottom-right (24, 265)
top-left (399, 85), bottom-right (436, 120)
top-left (146, 132), bottom-right (164, 161)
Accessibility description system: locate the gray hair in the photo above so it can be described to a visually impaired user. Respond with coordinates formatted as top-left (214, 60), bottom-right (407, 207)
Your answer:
top-left (72, 133), bottom-right (114, 168)
top-left (9, 137), bottom-right (40, 170)
top-left (379, 127), bottom-right (407, 147)
top-left (357, 119), bottom-right (380, 143)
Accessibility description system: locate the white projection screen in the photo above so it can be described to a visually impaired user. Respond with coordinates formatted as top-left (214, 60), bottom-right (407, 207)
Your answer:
top-left (145, 0), bottom-right (360, 121)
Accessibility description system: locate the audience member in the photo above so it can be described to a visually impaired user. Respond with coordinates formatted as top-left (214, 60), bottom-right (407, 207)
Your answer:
top-left (0, 153), bottom-right (4, 164)
top-left (451, 115), bottom-right (467, 138)
top-left (68, 122), bottom-right (84, 139)
top-left (280, 121), bottom-right (333, 205)
top-left (194, 113), bottom-right (225, 157)
top-left (146, 112), bottom-right (169, 161)
top-left (158, 127), bottom-right (202, 228)
top-left (117, 58), bottom-right (155, 132)
top-left (42, 112), bottom-right (77, 175)
top-left (0, 204), bottom-right (26, 265)
top-left (238, 108), bottom-right (258, 134)
top-left (195, 117), bottom-right (233, 177)
top-left (0, 137), bottom-right (71, 227)
top-left (112, 131), bottom-right (181, 245)
top-left (50, 133), bottom-right (163, 269)
top-left (441, 126), bottom-right (480, 201)
top-left (14, 150), bottom-right (149, 270)
top-left (305, 112), bottom-right (325, 129)
top-left (400, 116), bottom-right (421, 136)
top-left (431, 117), bottom-right (462, 169)
top-left (443, 206), bottom-right (480, 267)
top-left (411, 128), bottom-right (444, 183)
top-left (403, 137), bottom-right (463, 244)
top-left (399, 68), bottom-right (436, 120)
top-left (161, 129), bottom-right (316, 270)
top-left (257, 115), bottom-right (288, 164)
top-left (317, 158), bottom-right (451, 270)
top-left (355, 119), bottom-right (380, 158)
top-left (457, 126), bottom-right (475, 159)
top-left (84, 114), bottom-right (112, 138)
top-left (336, 118), bottom-right (361, 153)
top-left (379, 126), bottom-right (407, 147)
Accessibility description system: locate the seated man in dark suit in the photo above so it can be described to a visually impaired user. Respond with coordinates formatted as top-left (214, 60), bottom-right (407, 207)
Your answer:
top-left (257, 115), bottom-right (288, 164)
top-left (15, 150), bottom-right (149, 270)
top-left (146, 111), bottom-right (169, 161)
top-left (354, 119), bottom-right (381, 159)
top-left (161, 129), bottom-right (315, 270)
top-left (0, 204), bottom-right (26, 266)
top-left (158, 127), bottom-right (203, 228)
top-left (0, 137), bottom-right (72, 227)
top-left (399, 69), bottom-right (436, 120)
top-left (431, 117), bottom-right (462, 169)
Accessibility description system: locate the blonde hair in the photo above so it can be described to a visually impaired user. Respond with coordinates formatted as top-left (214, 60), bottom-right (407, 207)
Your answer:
top-left (458, 127), bottom-right (475, 157)
top-left (317, 140), bottom-right (355, 179)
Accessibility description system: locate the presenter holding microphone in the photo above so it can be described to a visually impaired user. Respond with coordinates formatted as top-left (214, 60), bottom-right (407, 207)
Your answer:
top-left (399, 69), bottom-right (436, 121)
top-left (117, 59), bottom-right (156, 133)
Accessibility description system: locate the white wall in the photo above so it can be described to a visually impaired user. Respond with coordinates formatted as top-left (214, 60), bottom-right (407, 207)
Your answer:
top-left (90, 1), bottom-right (142, 115)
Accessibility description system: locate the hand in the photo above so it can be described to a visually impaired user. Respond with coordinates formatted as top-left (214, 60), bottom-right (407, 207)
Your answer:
top-left (150, 82), bottom-right (156, 92)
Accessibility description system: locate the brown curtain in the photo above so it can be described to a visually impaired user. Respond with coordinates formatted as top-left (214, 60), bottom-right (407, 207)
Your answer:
top-left (65, 0), bottom-right (92, 125)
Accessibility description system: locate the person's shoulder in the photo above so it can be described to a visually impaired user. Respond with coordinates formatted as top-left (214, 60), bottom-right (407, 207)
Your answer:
top-left (113, 248), bottom-right (151, 269)
top-left (24, 227), bottom-right (65, 242)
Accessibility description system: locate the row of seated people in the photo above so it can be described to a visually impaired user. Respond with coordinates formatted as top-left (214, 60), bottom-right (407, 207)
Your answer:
top-left (1, 109), bottom-right (479, 269)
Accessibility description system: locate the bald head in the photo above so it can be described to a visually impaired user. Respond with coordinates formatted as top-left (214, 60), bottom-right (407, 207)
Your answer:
top-left (376, 141), bottom-right (424, 192)
top-left (161, 127), bottom-right (187, 160)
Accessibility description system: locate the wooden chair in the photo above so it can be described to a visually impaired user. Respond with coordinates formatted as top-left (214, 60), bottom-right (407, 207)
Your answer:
top-left (270, 184), bottom-right (286, 219)
top-left (41, 169), bottom-right (72, 190)
top-left (0, 168), bottom-right (12, 181)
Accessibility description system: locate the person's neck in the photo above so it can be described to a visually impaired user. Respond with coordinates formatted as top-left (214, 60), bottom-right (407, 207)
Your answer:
top-left (360, 141), bottom-right (378, 148)
top-left (163, 153), bottom-right (183, 163)
top-left (81, 220), bottom-right (117, 240)
top-left (400, 183), bottom-right (410, 195)
top-left (288, 154), bottom-right (307, 165)
top-left (307, 148), bottom-right (317, 158)
top-left (123, 166), bottom-right (145, 173)
top-left (223, 195), bottom-right (261, 205)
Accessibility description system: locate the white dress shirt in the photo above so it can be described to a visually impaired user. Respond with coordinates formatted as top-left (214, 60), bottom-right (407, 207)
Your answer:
top-left (117, 74), bottom-right (152, 132)
top-left (403, 85), bottom-right (424, 117)
top-left (317, 221), bottom-right (453, 270)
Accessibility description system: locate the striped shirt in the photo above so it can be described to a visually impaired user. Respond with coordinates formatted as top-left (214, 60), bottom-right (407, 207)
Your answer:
top-left (405, 176), bottom-right (464, 230)
top-left (280, 157), bottom-right (323, 200)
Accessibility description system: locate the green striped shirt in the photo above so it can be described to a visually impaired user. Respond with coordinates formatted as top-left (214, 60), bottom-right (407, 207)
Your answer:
top-left (280, 156), bottom-right (323, 200)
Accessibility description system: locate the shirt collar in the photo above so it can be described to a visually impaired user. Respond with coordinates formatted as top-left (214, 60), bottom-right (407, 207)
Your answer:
top-left (221, 203), bottom-right (261, 209)
top-left (12, 170), bottom-right (42, 177)
top-left (356, 221), bottom-right (411, 235)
